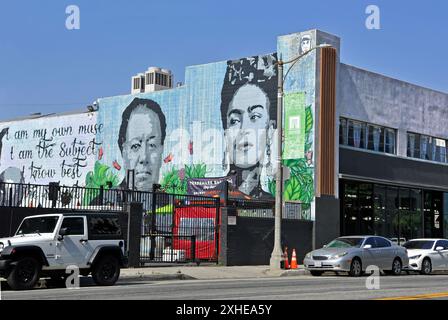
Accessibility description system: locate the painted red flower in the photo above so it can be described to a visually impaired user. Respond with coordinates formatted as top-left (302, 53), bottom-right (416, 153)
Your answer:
top-left (188, 141), bottom-right (193, 155)
top-left (112, 161), bottom-right (121, 171)
top-left (164, 153), bottom-right (174, 163)
top-left (98, 147), bottom-right (104, 160)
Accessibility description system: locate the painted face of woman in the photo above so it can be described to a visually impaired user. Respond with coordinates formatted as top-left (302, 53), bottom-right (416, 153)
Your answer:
top-left (225, 84), bottom-right (271, 169)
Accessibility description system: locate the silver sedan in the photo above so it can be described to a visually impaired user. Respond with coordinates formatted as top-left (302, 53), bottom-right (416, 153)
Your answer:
top-left (304, 236), bottom-right (409, 277)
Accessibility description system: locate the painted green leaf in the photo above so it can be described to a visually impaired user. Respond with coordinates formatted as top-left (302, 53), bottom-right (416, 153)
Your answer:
top-left (305, 105), bottom-right (313, 134)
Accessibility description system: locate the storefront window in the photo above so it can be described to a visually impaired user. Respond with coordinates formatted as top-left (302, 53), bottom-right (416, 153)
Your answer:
top-left (342, 182), bottom-right (359, 236)
top-left (373, 185), bottom-right (387, 236)
top-left (387, 187), bottom-right (399, 240)
top-left (400, 189), bottom-right (423, 242)
top-left (359, 184), bottom-right (373, 235)
top-left (341, 181), bottom-right (442, 240)
top-left (423, 191), bottom-right (443, 238)
top-left (444, 193), bottom-right (448, 238)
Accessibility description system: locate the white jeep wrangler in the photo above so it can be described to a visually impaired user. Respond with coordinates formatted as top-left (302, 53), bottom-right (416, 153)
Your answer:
top-left (0, 213), bottom-right (128, 290)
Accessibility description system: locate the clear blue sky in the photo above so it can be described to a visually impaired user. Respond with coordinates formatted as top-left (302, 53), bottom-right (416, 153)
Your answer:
top-left (0, 0), bottom-right (446, 120)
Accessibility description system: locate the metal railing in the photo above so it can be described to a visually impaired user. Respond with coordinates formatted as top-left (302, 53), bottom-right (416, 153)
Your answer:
top-left (227, 197), bottom-right (307, 220)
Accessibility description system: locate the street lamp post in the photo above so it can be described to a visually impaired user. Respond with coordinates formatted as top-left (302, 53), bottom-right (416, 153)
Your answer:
top-left (269, 44), bottom-right (333, 270)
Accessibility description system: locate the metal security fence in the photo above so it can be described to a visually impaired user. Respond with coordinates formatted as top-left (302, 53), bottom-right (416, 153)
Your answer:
top-left (0, 182), bottom-right (146, 211)
top-left (140, 192), bottom-right (220, 264)
top-left (0, 182), bottom-right (222, 265)
top-left (227, 198), bottom-right (306, 220)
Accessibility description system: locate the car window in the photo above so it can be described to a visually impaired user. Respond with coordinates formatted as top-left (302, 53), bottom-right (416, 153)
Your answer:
top-left (90, 217), bottom-right (122, 236)
top-left (403, 240), bottom-right (435, 250)
top-left (364, 237), bottom-right (377, 248)
top-left (61, 217), bottom-right (85, 236)
top-left (16, 216), bottom-right (59, 235)
top-left (326, 237), bottom-right (364, 248)
top-left (375, 237), bottom-right (391, 248)
top-left (435, 240), bottom-right (448, 250)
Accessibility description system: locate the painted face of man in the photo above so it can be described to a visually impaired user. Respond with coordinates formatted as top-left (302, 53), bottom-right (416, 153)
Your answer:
top-left (301, 35), bottom-right (311, 54)
top-left (225, 84), bottom-right (272, 168)
top-left (122, 105), bottom-right (163, 191)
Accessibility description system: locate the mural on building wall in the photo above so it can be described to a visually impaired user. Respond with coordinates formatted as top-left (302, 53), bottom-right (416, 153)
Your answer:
top-left (278, 31), bottom-right (318, 220)
top-left (0, 113), bottom-right (101, 206)
top-left (220, 54), bottom-right (278, 199)
top-left (96, 53), bottom-right (282, 202)
top-left (0, 31), bottom-right (320, 219)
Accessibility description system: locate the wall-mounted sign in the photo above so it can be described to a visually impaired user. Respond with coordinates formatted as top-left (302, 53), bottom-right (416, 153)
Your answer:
top-left (283, 92), bottom-right (306, 159)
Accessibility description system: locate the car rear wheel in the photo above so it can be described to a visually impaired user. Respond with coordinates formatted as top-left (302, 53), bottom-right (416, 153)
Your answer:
top-left (420, 258), bottom-right (432, 275)
top-left (391, 258), bottom-right (402, 276)
top-left (7, 257), bottom-right (41, 290)
top-left (310, 271), bottom-right (324, 277)
top-left (92, 255), bottom-right (120, 286)
top-left (349, 258), bottom-right (362, 277)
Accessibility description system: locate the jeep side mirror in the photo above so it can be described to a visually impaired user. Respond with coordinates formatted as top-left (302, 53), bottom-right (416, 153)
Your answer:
top-left (58, 227), bottom-right (69, 240)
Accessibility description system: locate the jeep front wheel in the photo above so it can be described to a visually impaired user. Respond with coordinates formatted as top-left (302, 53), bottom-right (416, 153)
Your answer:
top-left (92, 255), bottom-right (120, 286)
top-left (7, 257), bottom-right (41, 290)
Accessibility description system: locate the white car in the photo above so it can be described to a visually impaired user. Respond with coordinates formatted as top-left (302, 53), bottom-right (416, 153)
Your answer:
top-left (403, 239), bottom-right (448, 275)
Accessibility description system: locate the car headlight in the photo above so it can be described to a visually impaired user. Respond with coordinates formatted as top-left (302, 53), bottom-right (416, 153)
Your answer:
top-left (331, 252), bottom-right (348, 259)
top-left (305, 252), bottom-right (312, 259)
top-left (409, 255), bottom-right (422, 260)
top-left (0, 242), bottom-right (4, 251)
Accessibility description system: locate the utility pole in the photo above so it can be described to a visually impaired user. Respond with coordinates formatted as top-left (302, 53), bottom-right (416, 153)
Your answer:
top-left (269, 59), bottom-right (284, 270)
top-left (269, 44), bottom-right (334, 270)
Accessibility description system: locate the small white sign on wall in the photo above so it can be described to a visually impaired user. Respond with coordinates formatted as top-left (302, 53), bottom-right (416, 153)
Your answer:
top-left (228, 216), bottom-right (237, 225)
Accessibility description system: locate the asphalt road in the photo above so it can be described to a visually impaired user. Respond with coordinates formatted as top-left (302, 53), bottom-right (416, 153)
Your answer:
top-left (2, 274), bottom-right (448, 300)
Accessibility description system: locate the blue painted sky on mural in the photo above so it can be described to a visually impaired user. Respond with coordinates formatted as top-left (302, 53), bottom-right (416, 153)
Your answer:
top-left (0, 0), bottom-right (446, 120)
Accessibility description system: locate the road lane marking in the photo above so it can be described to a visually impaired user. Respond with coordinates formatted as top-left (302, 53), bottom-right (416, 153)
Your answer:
top-left (377, 292), bottom-right (448, 300)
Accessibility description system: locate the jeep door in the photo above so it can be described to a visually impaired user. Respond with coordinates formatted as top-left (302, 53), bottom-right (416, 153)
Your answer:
top-left (56, 216), bottom-right (90, 268)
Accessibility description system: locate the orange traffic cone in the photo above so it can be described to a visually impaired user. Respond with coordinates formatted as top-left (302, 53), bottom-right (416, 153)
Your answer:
top-left (290, 249), bottom-right (298, 269)
top-left (283, 247), bottom-right (290, 269)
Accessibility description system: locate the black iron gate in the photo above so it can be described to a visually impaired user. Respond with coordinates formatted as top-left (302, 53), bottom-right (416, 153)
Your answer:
top-left (0, 182), bottom-right (221, 265)
top-left (139, 192), bottom-right (221, 265)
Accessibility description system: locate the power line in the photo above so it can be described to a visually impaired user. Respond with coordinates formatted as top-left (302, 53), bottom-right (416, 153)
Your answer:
top-left (0, 102), bottom-right (91, 106)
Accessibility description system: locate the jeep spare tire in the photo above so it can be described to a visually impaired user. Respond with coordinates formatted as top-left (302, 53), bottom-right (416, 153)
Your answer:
top-left (7, 257), bottom-right (41, 290)
top-left (92, 255), bottom-right (120, 286)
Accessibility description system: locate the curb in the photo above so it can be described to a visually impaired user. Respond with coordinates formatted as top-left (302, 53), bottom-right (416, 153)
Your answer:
top-left (119, 273), bottom-right (197, 282)
top-left (280, 269), bottom-right (310, 277)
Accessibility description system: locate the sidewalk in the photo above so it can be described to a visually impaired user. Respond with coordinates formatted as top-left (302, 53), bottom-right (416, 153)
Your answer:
top-left (119, 264), bottom-right (309, 282)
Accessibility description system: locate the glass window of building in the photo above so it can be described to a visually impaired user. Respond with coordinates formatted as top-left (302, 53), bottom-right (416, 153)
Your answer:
top-left (339, 117), bottom-right (396, 155)
top-left (341, 180), bottom-right (443, 240)
top-left (407, 132), bottom-right (448, 164)
top-left (385, 128), bottom-right (396, 154)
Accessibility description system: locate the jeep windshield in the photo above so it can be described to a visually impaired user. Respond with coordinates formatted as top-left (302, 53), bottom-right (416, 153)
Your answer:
top-left (16, 216), bottom-right (59, 235)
